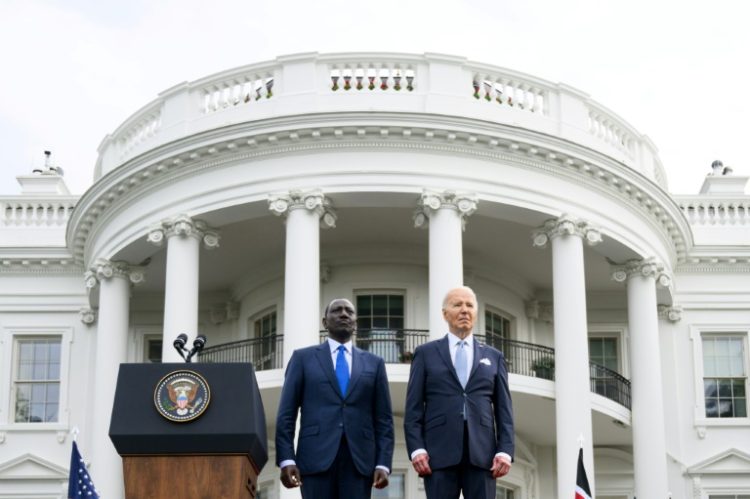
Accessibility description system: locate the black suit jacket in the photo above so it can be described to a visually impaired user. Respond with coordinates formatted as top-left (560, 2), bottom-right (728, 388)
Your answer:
top-left (404, 335), bottom-right (514, 470)
top-left (275, 343), bottom-right (394, 476)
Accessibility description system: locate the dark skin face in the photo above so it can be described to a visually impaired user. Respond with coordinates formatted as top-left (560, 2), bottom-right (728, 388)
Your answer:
top-left (280, 298), bottom-right (389, 490)
top-left (322, 298), bottom-right (357, 343)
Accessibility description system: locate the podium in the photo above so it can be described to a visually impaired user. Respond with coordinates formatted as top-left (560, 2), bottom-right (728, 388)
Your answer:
top-left (109, 363), bottom-right (267, 499)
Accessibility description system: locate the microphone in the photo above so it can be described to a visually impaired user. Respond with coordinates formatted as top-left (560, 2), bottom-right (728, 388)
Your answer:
top-left (186, 335), bottom-right (207, 362)
top-left (173, 334), bottom-right (189, 361)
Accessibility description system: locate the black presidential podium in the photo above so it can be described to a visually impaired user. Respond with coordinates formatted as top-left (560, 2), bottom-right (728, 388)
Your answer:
top-left (109, 363), bottom-right (267, 499)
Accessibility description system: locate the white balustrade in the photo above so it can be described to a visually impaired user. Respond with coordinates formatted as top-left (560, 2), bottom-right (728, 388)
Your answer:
top-left (0, 199), bottom-right (77, 226)
top-left (97, 52), bottom-right (664, 186)
top-left (329, 60), bottom-right (417, 92)
top-left (471, 71), bottom-right (548, 114)
top-left (677, 198), bottom-right (750, 225)
top-left (587, 103), bottom-right (637, 158)
top-left (200, 72), bottom-right (274, 113)
top-left (117, 105), bottom-right (162, 158)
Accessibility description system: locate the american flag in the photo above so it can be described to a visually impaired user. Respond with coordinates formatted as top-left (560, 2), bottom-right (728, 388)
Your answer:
top-left (575, 447), bottom-right (592, 499)
top-left (68, 441), bottom-right (100, 498)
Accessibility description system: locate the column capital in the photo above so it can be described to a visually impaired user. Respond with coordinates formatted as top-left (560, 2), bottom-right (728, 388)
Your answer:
top-left (268, 189), bottom-right (337, 229)
top-left (658, 304), bottom-right (682, 322)
top-left (147, 214), bottom-right (221, 249)
top-left (85, 258), bottom-right (146, 289)
top-left (611, 257), bottom-right (672, 287)
top-left (531, 214), bottom-right (602, 248)
top-left (413, 189), bottom-right (478, 229)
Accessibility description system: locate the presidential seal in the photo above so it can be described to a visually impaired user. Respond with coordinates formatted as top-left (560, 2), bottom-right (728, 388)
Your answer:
top-left (154, 370), bottom-right (210, 422)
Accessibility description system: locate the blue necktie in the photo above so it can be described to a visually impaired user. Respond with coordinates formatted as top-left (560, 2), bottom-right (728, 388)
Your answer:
top-left (455, 340), bottom-right (468, 388)
top-left (335, 345), bottom-right (349, 396)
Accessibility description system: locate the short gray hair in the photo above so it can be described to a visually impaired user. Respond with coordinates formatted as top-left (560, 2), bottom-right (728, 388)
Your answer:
top-left (441, 286), bottom-right (477, 309)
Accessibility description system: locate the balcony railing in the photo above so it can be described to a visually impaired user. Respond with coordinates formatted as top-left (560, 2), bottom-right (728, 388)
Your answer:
top-left (203, 329), bottom-right (630, 408)
top-left (200, 334), bottom-right (283, 370)
top-left (96, 52), bottom-right (665, 186)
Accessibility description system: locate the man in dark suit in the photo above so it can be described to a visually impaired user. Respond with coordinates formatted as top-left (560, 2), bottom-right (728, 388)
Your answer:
top-left (404, 286), bottom-right (514, 499)
top-left (275, 298), bottom-right (394, 499)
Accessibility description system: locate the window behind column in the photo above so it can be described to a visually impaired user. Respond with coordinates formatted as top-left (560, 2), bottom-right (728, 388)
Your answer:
top-left (484, 308), bottom-right (511, 348)
top-left (13, 336), bottom-right (61, 423)
top-left (702, 335), bottom-right (748, 418)
top-left (589, 335), bottom-right (621, 399)
top-left (254, 309), bottom-right (278, 371)
top-left (144, 335), bottom-right (162, 363)
top-left (355, 292), bottom-right (404, 363)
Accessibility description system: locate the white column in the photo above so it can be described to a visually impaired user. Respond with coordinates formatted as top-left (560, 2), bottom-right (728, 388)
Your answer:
top-left (613, 258), bottom-right (671, 498)
top-left (269, 190), bottom-right (337, 366)
top-left (533, 215), bottom-right (601, 498)
top-left (84, 260), bottom-right (144, 499)
top-left (414, 190), bottom-right (477, 340)
top-left (147, 215), bottom-right (220, 362)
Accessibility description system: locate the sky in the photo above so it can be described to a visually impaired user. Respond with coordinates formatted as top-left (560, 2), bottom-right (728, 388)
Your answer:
top-left (1, 0), bottom-right (749, 196)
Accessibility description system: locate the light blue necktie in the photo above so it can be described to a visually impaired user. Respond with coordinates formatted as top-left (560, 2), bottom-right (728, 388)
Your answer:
top-left (335, 345), bottom-right (349, 396)
top-left (455, 340), bottom-right (468, 388)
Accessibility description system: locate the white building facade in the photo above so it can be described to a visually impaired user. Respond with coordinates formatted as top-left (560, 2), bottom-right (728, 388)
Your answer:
top-left (1, 52), bottom-right (749, 499)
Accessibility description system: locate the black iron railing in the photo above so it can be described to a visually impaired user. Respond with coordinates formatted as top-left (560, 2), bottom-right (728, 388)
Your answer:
top-left (200, 334), bottom-right (284, 370)
top-left (319, 329), bottom-right (430, 364)
top-left (202, 329), bottom-right (631, 408)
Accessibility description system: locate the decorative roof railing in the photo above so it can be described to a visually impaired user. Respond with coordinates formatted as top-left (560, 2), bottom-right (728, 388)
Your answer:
top-left (202, 329), bottom-right (631, 409)
top-left (96, 52), bottom-right (664, 187)
top-left (675, 197), bottom-right (750, 225)
top-left (0, 198), bottom-right (78, 227)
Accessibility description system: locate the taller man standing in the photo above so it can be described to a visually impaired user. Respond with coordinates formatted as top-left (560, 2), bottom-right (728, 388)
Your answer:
top-left (404, 286), bottom-right (514, 499)
top-left (275, 298), bottom-right (394, 499)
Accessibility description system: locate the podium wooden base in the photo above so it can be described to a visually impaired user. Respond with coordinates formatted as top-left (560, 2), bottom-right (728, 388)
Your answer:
top-left (122, 454), bottom-right (258, 499)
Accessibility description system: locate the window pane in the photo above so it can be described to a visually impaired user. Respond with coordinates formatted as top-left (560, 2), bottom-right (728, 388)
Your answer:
top-left (719, 399), bottom-right (733, 417)
top-left (733, 379), bottom-right (746, 397)
top-left (604, 339), bottom-right (617, 356)
top-left (373, 317), bottom-right (388, 328)
top-left (34, 341), bottom-right (49, 363)
top-left (589, 340), bottom-right (602, 357)
top-left (705, 399), bottom-right (718, 417)
top-left (31, 384), bottom-right (46, 402)
top-left (388, 295), bottom-right (404, 316)
top-left (719, 379), bottom-right (733, 397)
top-left (47, 383), bottom-right (59, 402)
top-left (18, 361), bottom-right (33, 379)
top-left (372, 295), bottom-right (388, 316)
top-left (30, 403), bottom-right (45, 422)
top-left (357, 295), bottom-right (371, 314)
top-left (49, 341), bottom-right (61, 361)
top-left (45, 403), bottom-right (59, 422)
top-left (704, 379), bottom-right (718, 398)
top-left (735, 399), bottom-right (747, 417)
top-left (49, 361), bottom-right (60, 379)
top-left (32, 362), bottom-right (47, 380)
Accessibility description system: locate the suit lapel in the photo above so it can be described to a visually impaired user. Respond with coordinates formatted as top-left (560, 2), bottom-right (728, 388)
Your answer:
top-left (314, 342), bottom-right (342, 398)
top-left (468, 340), bottom-right (482, 383)
top-left (437, 335), bottom-right (462, 387)
top-left (345, 347), bottom-right (365, 399)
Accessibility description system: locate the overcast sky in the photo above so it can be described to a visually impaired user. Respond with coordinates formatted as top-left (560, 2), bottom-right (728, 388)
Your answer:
top-left (1, 0), bottom-right (748, 195)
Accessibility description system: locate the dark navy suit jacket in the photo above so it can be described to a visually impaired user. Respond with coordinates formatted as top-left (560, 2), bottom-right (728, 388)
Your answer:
top-left (275, 342), bottom-right (394, 476)
top-left (404, 335), bottom-right (514, 470)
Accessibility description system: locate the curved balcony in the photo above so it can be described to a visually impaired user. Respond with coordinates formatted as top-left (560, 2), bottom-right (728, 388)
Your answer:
top-left (95, 52), bottom-right (665, 187)
top-left (200, 329), bottom-right (631, 409)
